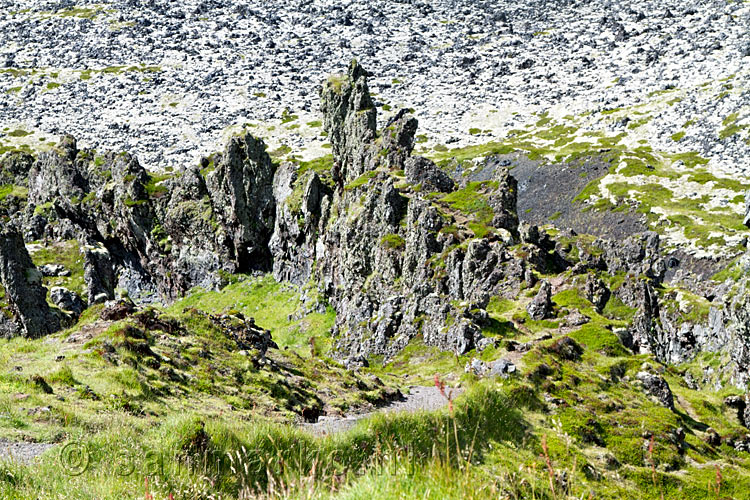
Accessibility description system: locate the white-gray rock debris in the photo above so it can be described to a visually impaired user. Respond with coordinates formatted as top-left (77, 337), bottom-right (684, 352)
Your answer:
top-left (0, 0), bottom-right (747, 174)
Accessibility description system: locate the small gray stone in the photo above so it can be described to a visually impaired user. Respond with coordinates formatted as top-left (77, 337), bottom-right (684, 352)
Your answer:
top-left (488, 358), bottom-right (516, 378)
top-left (404, 156), bottom-right (455, 193)
top-left (465, 357), bottom-right (487, 375)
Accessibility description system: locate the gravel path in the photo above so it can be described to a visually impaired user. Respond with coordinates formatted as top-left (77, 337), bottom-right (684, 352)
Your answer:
top-left (0, 386), bottom-right (455, 463)
top-left (302, 385), bottom-right (460, 436)
top-left (0, 439), bottom-right (55, 464)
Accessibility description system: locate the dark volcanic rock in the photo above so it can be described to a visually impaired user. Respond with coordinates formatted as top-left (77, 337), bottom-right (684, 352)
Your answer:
top-left (22, 130), bottom-right (276, 303)
top-left (584, 274), bottom-right (610, 312)
top-left (321, 60), bottom-right (378, 185)
top-left (547, 336), bottom-right (584, 361)
top-left (50, 287), bottom-right (85, 317)
top-left (0, 151), bottom-right (33, 187)
top-left (637, 371), bottom-right (674, 410)
top-left (210, 313), bottom-right (278, 368)
top-left (203, 133), bottom-right (276, 271)
top-left (404, 156), bottom-right (455, 193)
top-left (269, 62), bottom-right (524, 359)
top-left (511, 154), bottom-right (647, 241)
top-left (83, 243), bottom-right (115, 304)
top-left (100, 299), bottom-right (136, 321)
top-left (600, 232), bottom-right (665, 282)
top-left (527, 280), bottom-right (553, 320)
top-left (269, 162), bottom-right (332, 285)
top-left (6, 60), bottom-right (750, 389)
top-left (0, 227), bottom-right (61, 337)
top-left (39, 264), bottom-right (70, 277)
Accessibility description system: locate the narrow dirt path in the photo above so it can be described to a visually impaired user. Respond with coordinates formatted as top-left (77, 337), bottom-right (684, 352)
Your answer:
top-left (0, 439), bottom-right (55, 464)
top-left (302, 385), bottom-right (460, 436)
top-left (1, 386), bottom-right (458, 463)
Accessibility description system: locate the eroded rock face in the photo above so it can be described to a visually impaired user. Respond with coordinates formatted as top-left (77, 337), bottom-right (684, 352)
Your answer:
top-left (568, 236), bottom-right (750, 389)
top-left (203, 133), bottom-right (276, 271)
top-left (269, 61), bottom-right (524, 360)
top-left (269, 163), bottom-right (332, 285)
top-left (0, 227), bottom-right (61, 338)
top-left (6, 61), bottom-right (750, 389)
top-left (584, 274), bottom-right (610, 312)
top-left (27, 135), bottom-right (89, 212)
top-left (21, 131), bottom-right (276, 304)
top-left (698, 277), bottom-right (750, 388)
top-left (83, 242), bottom-right (115, 304)
top-left (0, 151), bottom-right (33, 187)
top-left (0, 312), bottom-right (18, 338)
top-left (600, 231), bottom-right (665, 282)
top-left (404, 156), bottom-right (454, 193)
top-left (321, 60), bottom-right (377, 185)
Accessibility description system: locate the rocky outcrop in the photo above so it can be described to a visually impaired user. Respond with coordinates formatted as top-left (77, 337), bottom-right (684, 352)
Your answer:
top-left (487, 167), bottom-right (519, 236)
top-left (5, 60), bottom-right (750, 394)
top-left (404, 156), bottom-right (454, 193)
top-left (0, 151), bottom-right (33, 187)
top-left (637, 371), bottom-right (675, 410)
top-left (50, 287), bottom-right (85, 317)
top-left (202, 133), bottom-right (276, 271)
top-left (158, 132), bottom-right (276, 294)
top-left (269, 61), bottom-right (526, 360)
top-left (547, 336), bottom-right (584, 361)
top-left (588, 238), bottom-right (750, 389)
top-left (83, 243), bottom-right (115, 304)
top-left (698, 276), bottom-right (750, 388)
top-left (39, 264), bottom-right (69, 277)
top-left (600, 231), bottom-right (665, 281)
top-left (269, 162), bottom-right (332, 285)
top-left (321, 60), bottom-right (377, 185)
top-left (584, 274), bottom-right (610, 313)
top-left (209, 313), bottom-right (279, 368)
top-left (0, 227), bottom-right (61, 338)
top-left (21, 132), bottom-right (276, 306)
top-left (527, 281), bottom-right (553, 320)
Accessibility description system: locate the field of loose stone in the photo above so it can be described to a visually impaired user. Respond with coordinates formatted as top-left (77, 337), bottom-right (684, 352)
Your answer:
top-left (0, 0), bottom-right (747, 174)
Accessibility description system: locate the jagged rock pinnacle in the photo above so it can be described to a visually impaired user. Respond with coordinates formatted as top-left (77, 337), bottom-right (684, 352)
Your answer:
top-left (0, 227), bottom-right (62, 337)
top-left (321, 59), bottom-right (378, 184)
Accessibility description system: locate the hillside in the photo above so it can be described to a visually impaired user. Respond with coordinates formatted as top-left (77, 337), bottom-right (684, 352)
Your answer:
top-left (1, 1), bottom-right (750, 499)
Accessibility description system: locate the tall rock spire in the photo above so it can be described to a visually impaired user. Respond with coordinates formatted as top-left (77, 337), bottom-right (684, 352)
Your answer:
top-left (321, 59), bottom-right (378, 184)
top-left (0, 227), bottom-right (62, 338)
